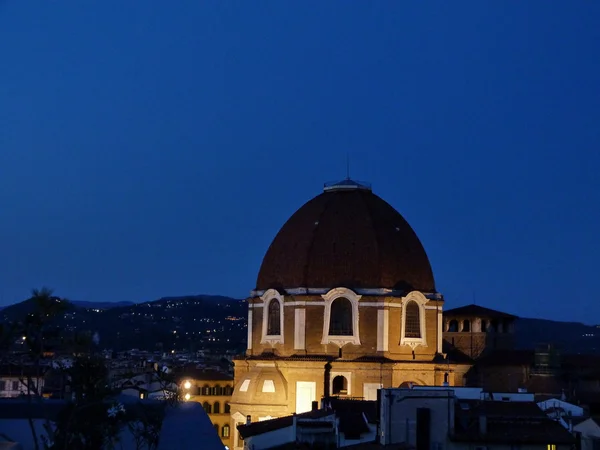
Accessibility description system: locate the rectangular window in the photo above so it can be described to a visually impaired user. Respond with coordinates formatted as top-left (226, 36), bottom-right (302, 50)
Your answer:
top-left (12, 381), bottom-right (19, 391)
top-left (547, 445), bottom-right (557, 450)
top-left (0, 381), bottom-right (5, 391)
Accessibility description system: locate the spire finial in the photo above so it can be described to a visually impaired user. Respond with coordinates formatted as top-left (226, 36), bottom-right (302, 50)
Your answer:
top-left (346, 153), bottom-right (350, 180)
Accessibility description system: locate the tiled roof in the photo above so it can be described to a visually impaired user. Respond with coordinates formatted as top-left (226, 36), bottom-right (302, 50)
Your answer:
top-left (173, 368), bottom-right (232, 382)
top-left (452, 400), bottom-right (575, 445)
top-left (444, 304), bottom-right (517, 319)
top-left (256, 188), bottom-right (435, 292)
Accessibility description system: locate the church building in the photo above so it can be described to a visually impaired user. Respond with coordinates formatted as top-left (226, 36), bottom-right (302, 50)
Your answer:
top-left (229, 179), bottom-right (471, 448)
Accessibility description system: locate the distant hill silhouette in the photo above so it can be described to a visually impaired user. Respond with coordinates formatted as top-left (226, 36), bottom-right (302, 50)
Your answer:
top-left (514, 317), bottom-right (600, 354)
top-left (2, 295), bottom-right (599, 355)
top-left (1, 294), bottom-right (247, 353)
top-left (70, 300), bottom-right (135, 309)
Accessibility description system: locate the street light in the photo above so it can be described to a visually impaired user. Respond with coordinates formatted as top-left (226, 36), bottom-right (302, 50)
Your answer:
top-left (184, 393), bottom-right (191, 401)
top-left (184, 380), bottom-right (191, 390)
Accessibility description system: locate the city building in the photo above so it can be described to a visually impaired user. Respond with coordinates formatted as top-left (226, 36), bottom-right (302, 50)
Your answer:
top-left (379, 386), bottom-right (575, 450)
top-left (230, 179), bottom-right (472, 449)
top-left (176, 368), bottom-right (234, 448)
top-left (0, 364), bottom-right (45, 398)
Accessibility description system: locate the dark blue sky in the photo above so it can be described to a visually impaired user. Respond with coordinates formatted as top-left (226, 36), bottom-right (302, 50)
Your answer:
top-left (1, 2), bottom-right (599, 323)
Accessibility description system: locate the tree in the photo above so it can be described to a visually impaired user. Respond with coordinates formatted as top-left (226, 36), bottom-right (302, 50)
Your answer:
top-left (16, 287), bottom-right (69, 450)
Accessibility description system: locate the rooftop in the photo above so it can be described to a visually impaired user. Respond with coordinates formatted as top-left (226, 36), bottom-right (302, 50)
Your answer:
top-left (444, 304), bottom-right (517, 319)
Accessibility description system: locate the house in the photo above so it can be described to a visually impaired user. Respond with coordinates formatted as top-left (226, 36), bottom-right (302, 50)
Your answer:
top-left (116, 371), bottom-right (177, 400)
top-left (237, 406), bottom-right (336, 450)
top-left (379, 387), bottom-right (576, 450)
top-left (574, 417), bottom-right (600, 450)
top-left (538, 398), bottom-right (585, 430)
top-left (450, 398), bottom-right (575, 450)
top-left (236, 399), bottom-right (378, 449)
top-left (0, 365), bottom-right (45, 399)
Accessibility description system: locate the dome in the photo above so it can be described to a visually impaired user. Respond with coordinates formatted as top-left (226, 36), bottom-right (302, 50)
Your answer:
top-left (231, 366), bottom-right (288, 407)
top-left (256, 179), bottom-right (435, 293)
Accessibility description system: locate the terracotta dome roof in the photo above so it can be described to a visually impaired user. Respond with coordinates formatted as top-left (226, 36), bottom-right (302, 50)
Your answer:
top-left (256, 180), bottom-right (435, 293)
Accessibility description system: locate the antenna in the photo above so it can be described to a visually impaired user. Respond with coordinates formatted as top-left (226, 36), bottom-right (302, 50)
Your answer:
top-left (346, 153), bottom-right (350, 180)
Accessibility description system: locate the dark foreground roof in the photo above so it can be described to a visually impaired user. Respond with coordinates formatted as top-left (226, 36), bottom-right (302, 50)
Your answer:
top-left (174, 368), bottom-right (233, 382)
top-left (237, 409), bottom-right (333, 439)
top-left (452, 400), bottom-right (574, 445)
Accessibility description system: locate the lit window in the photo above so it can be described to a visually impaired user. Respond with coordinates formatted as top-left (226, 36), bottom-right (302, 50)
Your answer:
top-left (547, 445), bottom-right (556, 450)
top-left (222, 424), bottom-right (230, 438)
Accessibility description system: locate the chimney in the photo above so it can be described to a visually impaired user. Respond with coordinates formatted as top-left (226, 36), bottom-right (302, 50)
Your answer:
top-left (323, 362), bottom-right (332, 400)
top-left (478, 415), bottom-right (487, 435)
top-left (246, 415), bottom-right (251, 425)
top-left (312, 401), bottom-right (319, 412)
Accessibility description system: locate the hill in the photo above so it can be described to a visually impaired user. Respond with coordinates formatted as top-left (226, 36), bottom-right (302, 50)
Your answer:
top-left (1, 294), bottom-right (247, 353)
top-left (70, 300), bottom-right (135, 309)
top-left (515, 317), bottom-right (600, 354)
top-left (2, 295), bottom-right (599, 355)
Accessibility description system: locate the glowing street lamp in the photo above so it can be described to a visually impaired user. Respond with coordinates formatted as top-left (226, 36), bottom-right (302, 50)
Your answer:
top-left (184, 393), bottom-right (191, 401)
top-left (183, 380), bottom-right (191, 390)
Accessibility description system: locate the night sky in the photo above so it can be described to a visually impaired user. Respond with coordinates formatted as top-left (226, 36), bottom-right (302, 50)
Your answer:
top-left (1, 2), bottom-right (599, 323)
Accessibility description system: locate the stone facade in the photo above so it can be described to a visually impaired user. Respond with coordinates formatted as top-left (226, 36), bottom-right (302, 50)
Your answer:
top-left (229, 180), bottom-right (472, 450)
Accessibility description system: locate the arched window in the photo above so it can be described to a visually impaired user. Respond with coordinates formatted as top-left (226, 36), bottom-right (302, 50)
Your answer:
top-left (213, 401), bottom-right (220, 414)
top-left (214, 385), bottom-right (222, 396)
top-left (224, 402), bottom-right (231, 413)
top-left (267, 300), bottom-right (281, 335)
top-left (329, 298), bottom-right (353, 336)
top-left (404, 301), bottom-right (421, 338)
top-left (332, 375), bottom-right (348, 395)
top-left (224, 385), bottom-right (233, 396)
top-left (202, 384), bottom-right (210, 395)
top-left (222, 424), bottom-right (230, 438)
top-left (448, 320), bottom-right (459, 332)
top-left (213, 424), bottom-right (219, 434)
top-left (203, 402), bottom-right (212, 414)
top-left (462, 319), bottom-right (470, 332)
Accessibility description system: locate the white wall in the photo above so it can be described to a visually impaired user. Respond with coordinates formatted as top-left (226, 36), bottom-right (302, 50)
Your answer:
top-left (575, 418), bottom-right (600, 450)
top-left (538, 398), bottom-right (584, 417)
top-left (380, 389), bottom-right (454, 446)
top-left (0, 377), bottom-right (44, 398)
top-left (244, 425), bottom-right (294, 450)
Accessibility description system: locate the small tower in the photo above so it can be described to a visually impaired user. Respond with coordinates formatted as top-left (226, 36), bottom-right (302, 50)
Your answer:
top-left (442, 305), bottom-right (517, 359)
